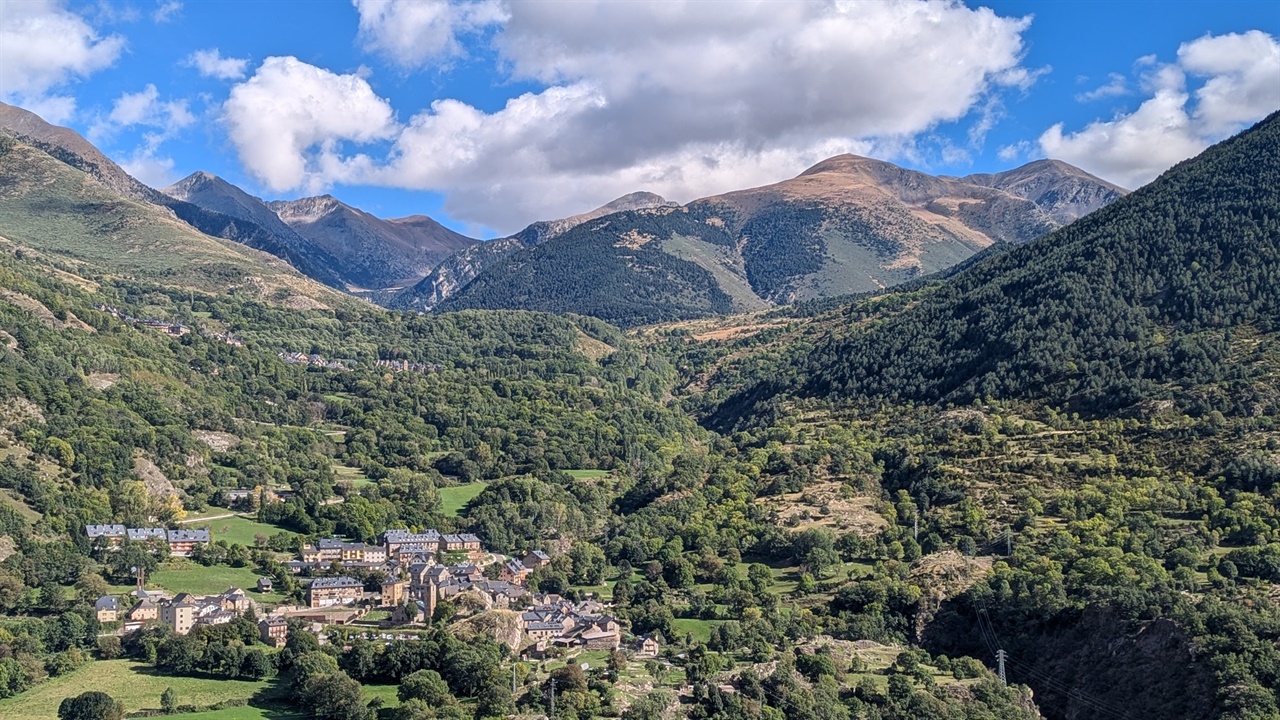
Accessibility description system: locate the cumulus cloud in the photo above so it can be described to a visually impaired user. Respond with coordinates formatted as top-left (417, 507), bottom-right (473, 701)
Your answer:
top-left (1180, 30), bottom-right (1280, 136)
top-left (223, 56), bottom-right (398, 192)
top-left (0, 0), bottom-right (124, 121)
top-left (89, 84), bottom-right (195, 141)
top-left (185, 48), bottom-right (250, 80)
top-left (153, 0), bottom-right (182, 23)
top-left (1076, 73), bottom-right (1129, 102)
top-left (353, 0), bottom-right (506, 68)
top-left (492, 1), bottom-right (1027, 160)
top-left (17, 95), bottom-right (78, 125)
top-left (1041, 30), bottom-right (1280, 189)
top-left (225, 0), bottom-right (1029, 231)
top-left (88, 84), bottom-right (195, 189)
top-left (120, 149), bottom-right (177, 188)
top-left (997, 140), bottom-right (1035, 162)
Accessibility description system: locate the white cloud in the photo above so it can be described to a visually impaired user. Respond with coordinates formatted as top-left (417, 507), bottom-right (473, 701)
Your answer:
top-left (353, 0), bottom-right (506, 68)
top-left (1076, 73), bottom-right (1129, 102)
top-left (1179, 30), bottom-right (1280, 137)
top-left (120, 148), bottom-right (177, 188)
top-left (89, 85), bottom-right (195, 189)
top-left (997, 140), bottom-right (1035, 162)
top-left (0, 0), bottom-right (124, 121)
top-left (90, 84), bottom-right (195, 141)
top-left (18, 95), bottom-right (78, 125)
top-left (222, 56), bottom-right (398, 192)
top-left (1040, 30), bottom-right (1280, 190)
top-left (185, 48), bottom-right (250, 80)
top-left (266, 0), bottom-right (1031, 231)
top-left (153, 0), bottom-right (182, 23)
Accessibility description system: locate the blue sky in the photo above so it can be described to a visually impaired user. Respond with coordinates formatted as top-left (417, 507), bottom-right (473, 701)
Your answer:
top-left (1, 0), bottom-right (1277, 237)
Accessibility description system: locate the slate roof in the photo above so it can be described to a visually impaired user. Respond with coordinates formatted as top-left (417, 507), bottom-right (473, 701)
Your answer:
top-left (310, 576), bottom-right (362, 590)
top-left (383, 529), bottom-right (441, 544)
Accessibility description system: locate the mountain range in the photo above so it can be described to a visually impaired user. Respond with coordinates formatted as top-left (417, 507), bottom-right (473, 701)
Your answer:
top-left (164, 171), bottom-right (474, 292)
top-left (0, 101), bottom-right (1125, 325)
top-left (709, 110), bottom-right (1280, 429)
top-left (405, 154), bottom-right (1125, 326)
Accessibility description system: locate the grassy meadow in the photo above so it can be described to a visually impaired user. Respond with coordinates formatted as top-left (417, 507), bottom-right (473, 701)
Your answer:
top-left (0, 661), bottom-right (270, 720)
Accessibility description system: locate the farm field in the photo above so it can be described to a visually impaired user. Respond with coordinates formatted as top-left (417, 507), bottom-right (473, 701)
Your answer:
top-left (564, 469), bottom-right (612, 480)
top-left (193, 515), bottom-right (298, 547)
top-left (151, 561), bottom-right (285, 602)
top-left (0, 660), bottom-right (269, 720)
top-left (438, 482), bottom-right (487, 516)
top-left (333, 462), bottom-right (373, 487)
top-left (670, 618), bottom-right (726, 644)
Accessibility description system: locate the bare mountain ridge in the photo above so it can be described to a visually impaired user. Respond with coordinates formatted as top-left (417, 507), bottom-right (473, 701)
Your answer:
top-left (165, 171), bottom-right (304, 242)
top-left (0, 101), bottom-right (1125, 318)
top-left (162, 171), bottom-right (349, 288)
top-left (409, 154), bottom-right (1127, 323)
top-left (958, 158), bottom-right (1129, 224)
top-left (267, 195), bottom-right (477, 291)
top-left (531, 191), bottom-right (680, 242)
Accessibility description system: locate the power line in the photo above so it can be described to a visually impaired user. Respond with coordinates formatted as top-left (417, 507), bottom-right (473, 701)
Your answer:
top-left (974, 605), bottom-right (1130, 720)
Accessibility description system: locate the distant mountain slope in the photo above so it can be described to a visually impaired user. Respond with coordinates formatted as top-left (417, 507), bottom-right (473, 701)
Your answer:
top-left (709, 111), bottom-right (1280, 427)
top-left (959, 158), bottom-right (1127, 225)
top-left (0, 133), bottom-right (346, 306)
top-left (268, 196), bottom-right (477, 290)
top-left (392, 192), bottom-right (677, 313)
top-left (0, 101), bottom-right (154, 203)
top-left (525, 191), bottom-right (679, 244)
top-left (0, 101), bottom-right (348, 289)
top-left (426, 156), bottom-right (1125, 326)
top-left (438, 206), bottom-right (737, 327)
top-left (163, 172), bottom-right (348, 287)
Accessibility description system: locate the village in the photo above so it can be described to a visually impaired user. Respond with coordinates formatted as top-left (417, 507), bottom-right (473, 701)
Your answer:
top-left (85, 523), bottom-right (662, 662)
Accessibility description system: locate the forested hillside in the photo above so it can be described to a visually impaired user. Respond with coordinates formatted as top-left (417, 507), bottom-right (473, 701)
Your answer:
top-left (0, 112), bottom-right (1275, 720)
top-left (658, 113), bottom-right (1280, 719)
top-left (709, 111), bottom-right (1280, 425)
top-left (438, 206), bottom-right (738, 327)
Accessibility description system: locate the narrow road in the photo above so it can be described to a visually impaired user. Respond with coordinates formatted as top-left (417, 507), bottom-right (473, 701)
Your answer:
top-left (177, 511), bottom-right (242, 524)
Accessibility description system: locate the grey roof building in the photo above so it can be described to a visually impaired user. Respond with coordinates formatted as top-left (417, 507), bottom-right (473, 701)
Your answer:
top-left (167, 529), bottom-right (211, 543)
top-left (127, 527), bottom-right (167, 542)
top-left (310, 576), bottom-right (363, 590)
